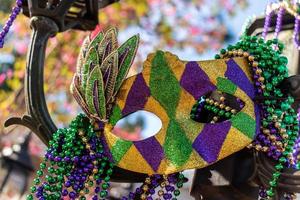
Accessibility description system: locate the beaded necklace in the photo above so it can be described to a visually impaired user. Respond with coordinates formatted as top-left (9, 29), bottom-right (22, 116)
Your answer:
top-left (215, 36), bottom-right (299, 199)
top-left (26, 114), bottom-right (187, 200)
top-left (263, 1), bottom-right (300, 50)
top-left (0, 0), bottom-right (23, 48)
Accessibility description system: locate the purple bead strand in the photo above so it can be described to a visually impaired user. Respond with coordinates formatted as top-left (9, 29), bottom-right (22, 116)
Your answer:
top-left (0, 0), bottom-right (23, 48)
top-left (293, 17), bottom-right (300, 50)
top-left (262, 10), bottom-right (273, 39)
top-left (292, 109), bottom-right (300, 169)
top-left (274, 7), bottom-right (285, 38)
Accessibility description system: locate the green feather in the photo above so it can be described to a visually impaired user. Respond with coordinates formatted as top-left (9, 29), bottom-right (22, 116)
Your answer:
top-left (70, 76), bottom-right (92, 117)
top-left (101, 51), bottom-right (119, 105)
top-left (81, 47), bottom-right (99, 95)
top-left (88, 31), bottom-right (104, 50)
top-left (114, 34), bottom-right (139, 95)
top-left (85, 66), bottom-right (106, 120)
top-left (76, 36), bottom-right (90, 77)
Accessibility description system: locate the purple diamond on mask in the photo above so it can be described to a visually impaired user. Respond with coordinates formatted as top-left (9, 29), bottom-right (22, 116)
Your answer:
top-left (134, 136), bottom-right (164, 172)
top-left (193, 121), bottom-right (231, 163)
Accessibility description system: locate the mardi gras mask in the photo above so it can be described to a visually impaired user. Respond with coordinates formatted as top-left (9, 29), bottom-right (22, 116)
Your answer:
top-left (71, 27), bottom-right (259, 175)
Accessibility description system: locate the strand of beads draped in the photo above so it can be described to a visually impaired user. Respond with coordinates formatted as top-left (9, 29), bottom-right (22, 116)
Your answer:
top-left (0, 0), bottom-right (23, 48)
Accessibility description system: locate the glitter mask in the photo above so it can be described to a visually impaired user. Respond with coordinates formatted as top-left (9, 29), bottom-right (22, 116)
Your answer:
top-left (71, 28), bottom-right (259, 175)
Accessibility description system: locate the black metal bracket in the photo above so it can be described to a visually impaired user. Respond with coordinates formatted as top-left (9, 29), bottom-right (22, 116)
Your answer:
top-left (21, 0), bottom-right (99, 31)
top-left (5, 16), bottom-right (58, 145)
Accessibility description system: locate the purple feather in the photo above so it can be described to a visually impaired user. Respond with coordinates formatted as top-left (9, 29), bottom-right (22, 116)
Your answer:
top-left (103, 67), bottom-right (111, 88)
top-left (93, 80), bottom-right (101, 117)
top-left (103, 42), bottom-right (112, 61)
top-left (89, 62), bottom-right (96, 74)
top-left (72, 85), bottom-right (90, 115)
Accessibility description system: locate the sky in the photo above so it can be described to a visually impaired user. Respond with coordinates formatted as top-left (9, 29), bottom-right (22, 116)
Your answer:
top-left (198, 0), bottom-right (269, 60)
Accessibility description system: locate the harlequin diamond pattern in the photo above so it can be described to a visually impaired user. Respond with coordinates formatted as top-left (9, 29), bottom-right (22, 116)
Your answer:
top-left (163, 119), bottom-right (193, 167)
top-left (105, 51), bottom-right (257, 174)
top-left (149, 51), bottom-right (193, 167)
top-left (111, 139), bottom-right (133, 164)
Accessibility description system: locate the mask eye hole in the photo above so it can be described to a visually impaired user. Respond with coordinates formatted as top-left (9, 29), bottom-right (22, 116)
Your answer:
top-left (112, 110), bottom-right (162, 141)
top-left (190, 91), bottom-right (244, 123)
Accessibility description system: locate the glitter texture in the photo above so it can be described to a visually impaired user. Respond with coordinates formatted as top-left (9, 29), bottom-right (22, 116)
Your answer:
top-left (180, 61), bottom-right (216, 99)
top-left (193, 121), bottom-right (231, 163)
top-left (163, 119), bottom-right (193, 167)
top-left (86, 67), bottom-right (106, 119)
top-left (230, 112), bottom-right (256, 139)
top-left (111, 139), bottom-right (133, 164)
top-left (101, 52), bottom-right (256, 174)
top-left (218, 127), bottom-right (252, 160)
top-left (150, 51), bottom-right (181, 117)
top-left (115, 35), bottom-right (139, 94)
top-left (109, 105), bottom-right (122, 126)
top-left (122, 74), bottom-right (151, 116)
top-left (225, 58), bottom-right (255, 98)
top-left (216, 77), bottom-right (237, 95)
top-left (134, 136), bottom-right (164, 171)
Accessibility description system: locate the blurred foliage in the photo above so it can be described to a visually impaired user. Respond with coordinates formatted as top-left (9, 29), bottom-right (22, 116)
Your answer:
top-left (0, 0), bottom-right (14, 13)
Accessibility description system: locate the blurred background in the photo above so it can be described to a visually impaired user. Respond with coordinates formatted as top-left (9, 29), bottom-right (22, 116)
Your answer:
top-left (0, 0), bottom-right (269, 199)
